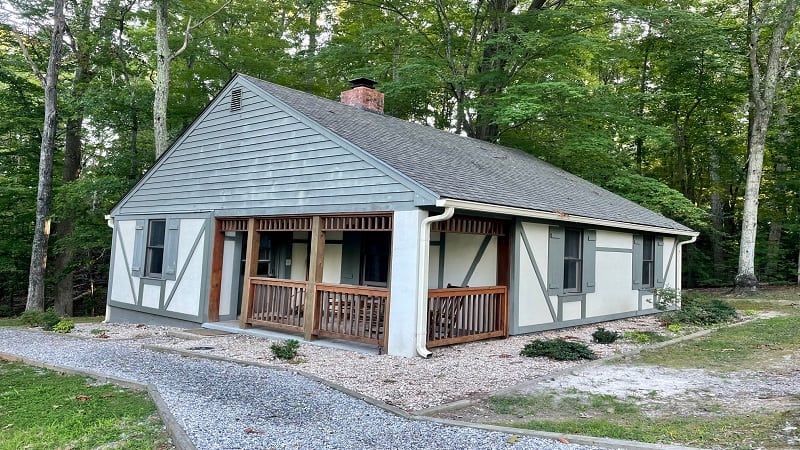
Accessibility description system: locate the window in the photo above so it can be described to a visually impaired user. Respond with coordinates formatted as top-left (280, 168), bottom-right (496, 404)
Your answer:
top-left (547, 227), bottom-right (595, 296)
top-left (145, 219), bottom-right (166, 277)
top-left (633, 235), bottom-right (663, 290)
top-left (641, 236), bottom-right (655, 288)
top-left (563, 228), bottom-right (583, 292)
top-left (131, 218), bottom-right (179, 280)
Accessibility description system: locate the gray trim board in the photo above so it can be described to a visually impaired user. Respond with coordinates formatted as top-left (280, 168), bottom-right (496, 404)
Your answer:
top-left (513, 308), bottom-right (663, 335)
top-left (137, 277), bottom-right (164, 308)
top-left (519, 226), bottom-right (556, 321)
top-left (115, 228), bottom-right (138, 303)
top-left (462, 235), bottom-right (492, 287)
top-left (596, 247), bottom-right (633, 254)
top-left (198, 216), bottom-right (213, 323)
top-left (510, 220), bottom-right (521, 334)
top-left (557, 294), bottom-right (586, 322)
top-left (107, 302), bottom-right (202, 325)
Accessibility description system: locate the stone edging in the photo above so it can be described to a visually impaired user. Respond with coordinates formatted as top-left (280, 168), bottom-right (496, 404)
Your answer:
top-left (0, 352), bottom-right (196, 450)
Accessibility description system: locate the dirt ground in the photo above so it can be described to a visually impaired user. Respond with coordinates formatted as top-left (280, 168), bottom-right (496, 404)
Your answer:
top-left (433, 290), bottom-right (800, 449)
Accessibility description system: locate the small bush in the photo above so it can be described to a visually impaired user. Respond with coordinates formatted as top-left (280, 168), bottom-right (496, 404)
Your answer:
top-left (592, 327), bottom-right (620, 344)
top-left (52, 320), bottom-right (75, 334)
top-left (660, 293), bottom-right (737, 326)
top-left (520, 339), bottom-right (597, 361)
top-left (666, 323), bottom-right (682, 333)
top-left (19, 311), bottom-right (42, 327)
top-left (271, 339), bottom-right (300, 360)
top-left (39, 309), bottom-right (61, 330)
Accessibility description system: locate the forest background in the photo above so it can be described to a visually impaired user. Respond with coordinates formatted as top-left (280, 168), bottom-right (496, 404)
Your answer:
top-left (0, 0), bottom-right (798, 317)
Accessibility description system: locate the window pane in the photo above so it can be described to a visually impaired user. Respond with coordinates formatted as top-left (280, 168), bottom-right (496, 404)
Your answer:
top-left (564, 229), bottom-right (582, 258)
top-left (642, 261), bottom-right (653, 286)
top-left (564, 260), bottom-right (580, 290)
top-left (146, 248), bottom-right (164, 276)
top-left (363, 232), bottom-right (391, 285)
top-left (643, 236), bottom-right (654, 260)
top-left (148, 220), bottom-right (166, 247)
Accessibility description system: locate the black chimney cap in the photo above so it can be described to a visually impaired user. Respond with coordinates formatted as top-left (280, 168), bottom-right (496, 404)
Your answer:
top-left (348, 78), bottom-right (377, 89)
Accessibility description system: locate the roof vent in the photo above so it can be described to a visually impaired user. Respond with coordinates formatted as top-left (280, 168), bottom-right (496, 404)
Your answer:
top-left (230, 88), bottom-right (242, 112)
top-left (340, 78), bottom-right (383, 113)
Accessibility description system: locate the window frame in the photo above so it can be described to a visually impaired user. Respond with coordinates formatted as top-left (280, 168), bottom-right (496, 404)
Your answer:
top-left (641, 235), bottom-right (655, 288)
top-left (144, 219), bottom-right (166, 278)
top-left (562, 228), bottom-right (583, 293)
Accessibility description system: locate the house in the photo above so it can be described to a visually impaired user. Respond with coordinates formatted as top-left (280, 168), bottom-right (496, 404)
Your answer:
top-left (105, 73), bottom-right (698, 357)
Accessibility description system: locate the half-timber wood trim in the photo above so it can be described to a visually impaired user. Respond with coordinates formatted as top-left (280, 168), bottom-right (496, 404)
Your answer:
top-left (432, 216), bottom-right (507, 236)
top-left (257, 216), bottom-right (313, 231)
top-left (219, 218), bottom-right (248, 232)
top-left (322, 213), bottom-right (392, 231)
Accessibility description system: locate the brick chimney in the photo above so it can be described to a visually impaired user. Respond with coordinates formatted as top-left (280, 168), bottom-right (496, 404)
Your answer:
top-left (340, 78), bottom-right (384, 113)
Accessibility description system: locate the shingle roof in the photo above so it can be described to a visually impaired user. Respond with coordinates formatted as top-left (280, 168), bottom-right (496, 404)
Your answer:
top-left (242, 75), bottom-right (693, 233)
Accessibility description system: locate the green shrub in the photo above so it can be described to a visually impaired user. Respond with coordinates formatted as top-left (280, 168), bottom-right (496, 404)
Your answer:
top-left (19, 309), bottom-right (62, 330)
top-left (520, 339), bottom-right (597, 361)
top-left (19, 310), bottom-right (42, 327)
top-left (0, 305), bottom-right (14, 318)
top-left (271, 339), bottom-right (300, 360)
top-left (660, 293), bottom-right (737, 326)
top-left (39, 309), bottom-right (61, 330)
top-left (52, 320), bottom-right (75, 334)
top-left (592, 327), bottom-right (620, 344)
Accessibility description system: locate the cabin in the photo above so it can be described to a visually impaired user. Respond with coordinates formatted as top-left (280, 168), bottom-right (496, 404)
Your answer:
top-left (105, 74), bottom-right (698, 357)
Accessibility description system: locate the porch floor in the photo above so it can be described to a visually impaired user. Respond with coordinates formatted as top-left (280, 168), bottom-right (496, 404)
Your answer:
top-left (201, 320), bottom-right (381, 355)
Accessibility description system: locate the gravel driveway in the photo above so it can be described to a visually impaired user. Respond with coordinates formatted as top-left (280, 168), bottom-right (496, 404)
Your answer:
top-left (0, 328), bottom-right (599, 450)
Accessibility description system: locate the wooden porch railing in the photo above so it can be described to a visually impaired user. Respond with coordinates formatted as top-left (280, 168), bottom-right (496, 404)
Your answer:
top-left (426, 286), bottom-right (508, 348)
top-left (314, 283), bottom-right (388, 347)
top-left (247, 277), bottom-right (306, 332)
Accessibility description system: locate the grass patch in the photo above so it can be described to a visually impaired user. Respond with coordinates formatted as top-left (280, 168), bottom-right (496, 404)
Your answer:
top-left (0, 361), bottom-right (171, 449)
top-left (0, 315), bottom-right (103, 328)
top-left (489, 393), bottom-right (795, 448)
top-left (636, 315), bottom-right (800, 371)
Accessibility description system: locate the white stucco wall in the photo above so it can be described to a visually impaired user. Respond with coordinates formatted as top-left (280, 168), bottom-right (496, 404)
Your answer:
top-left (110, 220), bottom-right (137, 305)
top-left (219, 233), bottom-right (236, 317)
top-left (516, 222), bottom-right (553, 327)
top-left (164, 218), bottom-right (206, 316)
top-left (585, 251), bottom-right (637, 316)
top-left (322, 231), bottom-right (343, 283)
top-left (290, 231), bottom-right (309, 281)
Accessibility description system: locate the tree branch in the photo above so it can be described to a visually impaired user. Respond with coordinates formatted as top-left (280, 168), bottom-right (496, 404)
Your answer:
top-left (11, 28), bottom-right (44, 84)
top-left (172, 0), bottom-right (233, 59)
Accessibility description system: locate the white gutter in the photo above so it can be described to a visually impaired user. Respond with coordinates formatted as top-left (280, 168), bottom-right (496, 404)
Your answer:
top-left (435, 199), bottom-right (700, 238)
top-left (104, 214), bottom-right (114, 228)
top-left (416, 206), bottom-right (455, 358)
top-left (675, 233), bottom-right (699, 300)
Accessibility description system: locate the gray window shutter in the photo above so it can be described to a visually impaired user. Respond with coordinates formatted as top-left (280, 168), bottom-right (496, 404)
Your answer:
top-left (547, 227), bottom-right (564, 296)
top-left (131, 219), bottom-right (145, 277)
top-left (340, 232), bottom-right (362, 285)
top-left (583, 230), bottom-right (596, 293)
top-left (632, 235), bottom-right (643, 290)
top-left (655, 237), bottom-right (665, 288)
top-left (163, 218), bottom-right (180, 280)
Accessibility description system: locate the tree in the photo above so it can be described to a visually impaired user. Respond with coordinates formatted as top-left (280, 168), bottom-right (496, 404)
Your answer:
top-left (152, 0), bottom-right (230, 157)
top-left (736, 0), bottom-right (799, 291)
top-left (16, 0), bottom-right (66, 311)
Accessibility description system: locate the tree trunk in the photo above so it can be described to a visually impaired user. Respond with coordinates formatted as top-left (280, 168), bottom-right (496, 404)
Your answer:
top-left (735, 0), bottom-right (799, 291)
top-left (153, 0), bottom-right (172, 158)
top-left (26, 0), bottom-right (66, 312)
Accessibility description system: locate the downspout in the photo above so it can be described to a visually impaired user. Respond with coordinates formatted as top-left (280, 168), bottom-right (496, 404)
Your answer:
top-left (675, 234), bottom-right (699, 301)
top-left (416, 207), bottom-right (455, 358)
top-left (104, 214), bottom-right (114, 228)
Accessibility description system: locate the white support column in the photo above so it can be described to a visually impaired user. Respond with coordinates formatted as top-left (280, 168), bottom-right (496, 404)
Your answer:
top-left (387, 209), bottom-right (426, 357)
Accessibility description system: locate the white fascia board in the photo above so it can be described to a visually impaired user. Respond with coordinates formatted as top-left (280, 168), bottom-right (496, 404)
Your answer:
top-left (436, 198), bottom-right (699, 238)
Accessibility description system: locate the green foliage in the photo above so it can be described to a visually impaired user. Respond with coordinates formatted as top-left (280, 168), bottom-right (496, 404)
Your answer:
top-left (660, 293), bottom-right (738, 326)
top-left (520, 339), bottom-right (597, 361)
top-left (52, 320), bottom-right (75, 334)
top-left (18, 309), bottom-right (62, 330)
top-left (270, 339), bottom-right (300, 360)
top-left (592, 327), bottom-right (620, 344)
top-left (623, 330), bottom-right (670, 344)
top-left (0, 305), bottom-right (14, 318)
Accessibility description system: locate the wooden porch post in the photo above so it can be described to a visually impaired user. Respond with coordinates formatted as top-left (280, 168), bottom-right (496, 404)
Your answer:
top-left (239, 218), bottom-right (260, 329)
top-left (208, 219), bottom-right (224, 322)
top-left (303, 215), bottom-right (325, 340)
top-left (497, 225), bottom-right (511, 337)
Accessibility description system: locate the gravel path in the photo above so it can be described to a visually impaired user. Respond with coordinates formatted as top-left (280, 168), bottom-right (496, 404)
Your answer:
top-left (0, 328), bottom-right (599, 450)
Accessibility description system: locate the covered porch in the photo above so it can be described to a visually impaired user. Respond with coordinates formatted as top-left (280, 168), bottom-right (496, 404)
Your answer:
top-left (206, 212), bottom-right (510, 353)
